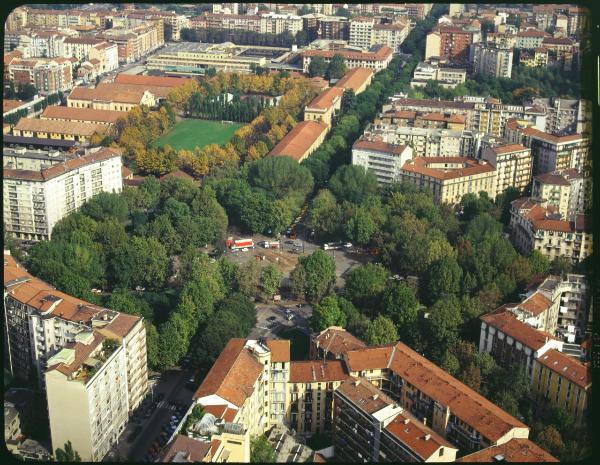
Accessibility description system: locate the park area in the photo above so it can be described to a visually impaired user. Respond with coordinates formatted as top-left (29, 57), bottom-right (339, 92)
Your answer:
top-left (153, 118), bottom-right (242, 151)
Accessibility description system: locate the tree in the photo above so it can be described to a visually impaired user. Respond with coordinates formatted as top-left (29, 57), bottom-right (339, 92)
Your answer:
top-left (344, 207), bottom-right (377, 246)
top-left (16, 83), bottom-right (37, 101)
top-left (112, 237), bottom-right (169, 290)
top-left (550, 257), bottom-right (573, 277)
top-left (424, 296), bottom-right (463, 362)
top-left (326, 54), bottom-right (347, 80)
top-left (308, 56), bottom-right (328, 78)
top-left (364, 315), bottom-right (398, 346)
top-left (248, 156), bottom-right (314, 199)
top-left (422, 256), bottom-right (463, 305)
top-left (312, 295), bottom-right (347, 331)
top-left (380, 281), bottom-right (419, 336)
top-left (290, 250), bottom-right (336, 304)
top-left (329, 165), bottom-right (379, 204)
top-left (236, 260), bottom-right (262, 298)
top-left (307, 189), bottom-right (342, 239)
top-left (345, 264), bottom-right (388, 315)
top-left (251, 435), bottom-right (276, 463)
top-left (55, 441), bottom-right (81, 462)
top-left (80, 192), bottom-right (129, 223)
top-left (260, 263), bottom-right (283, 299)
top-left (537, 425), bottom-right (565, 457)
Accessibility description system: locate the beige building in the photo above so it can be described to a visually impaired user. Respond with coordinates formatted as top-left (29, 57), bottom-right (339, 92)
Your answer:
top-left (470, 43), bottom-right (514, 78)
top-left (288, 360), bottom-right (348, 435)
top-left (532, 168), bottom-right (590, 218)
top-left (46, 332), bottom-right (129, 461)
top-left (399, 157), bottom-right (497, 205)
top-left (268, 120), bottom-right (328, 162)
top-left (481, 143), bottom-right (532, 195)
top-left (352, 138), bottom-right (413, 185)
top-left (509, 198), bottom-right (593, 263)
top-left (411, 60), bottom-right (467, 89)
top-left (310, 327), bottom-right (366, 361)
top-left (333, 67), bottom-right (374, 95)
top-left (68, 83), bottom-right (156, 111)
top-left (41, 106), bottom-right (125, 126)
top-left (304, 86), bottom-right (344, 127)
top-left (12, 117), bottom-right (107, 144)
top-left (4, 252), bottom-right (148, 461)
top-left (532, 349), bottom-right (590, 425)
top-left (302, 45), bottom-right (394, 74)
top-left (342, 342), bottom-right (530, 452)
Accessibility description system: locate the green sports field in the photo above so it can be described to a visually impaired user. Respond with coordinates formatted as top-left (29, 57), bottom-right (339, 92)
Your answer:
top-left (153, 119), bottom-right (243, 151)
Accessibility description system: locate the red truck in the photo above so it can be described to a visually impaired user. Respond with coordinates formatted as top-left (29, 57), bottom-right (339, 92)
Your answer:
top-left (229, 238), bottom-right (254, 250)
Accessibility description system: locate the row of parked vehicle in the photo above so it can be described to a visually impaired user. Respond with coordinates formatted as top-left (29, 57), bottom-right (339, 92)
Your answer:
top-left (142, 402), bottom-right (187, 462)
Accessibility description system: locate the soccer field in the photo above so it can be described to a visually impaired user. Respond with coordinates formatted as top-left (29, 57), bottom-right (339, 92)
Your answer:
top-left (153, 119), bottom-right (243, 151)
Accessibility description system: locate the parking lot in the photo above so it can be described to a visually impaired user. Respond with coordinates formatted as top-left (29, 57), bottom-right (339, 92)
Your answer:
top-left (108, 368), bottom-right (196, 462)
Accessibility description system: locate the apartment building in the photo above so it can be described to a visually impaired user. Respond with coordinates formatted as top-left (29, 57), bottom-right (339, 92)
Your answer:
top-left (314, 15), bottom-right (350, 41)
top-left (4, 29), bottom-right (75, 59)
top-left (288, 361), bottom-right (348, 435)
top-left (515, 29), bottom-right (548, 49)
top-left (519, 47), bottom-right (549, 68)
top-left (304, 86), bottom-right (344, 127)
top-left (542, 37), bottom-right (577, 71)
top-left (3, 252), bottom-right (148, 458)
top-left (557, 274), bottom-right (590, 341)
top-left (480, 143), bottom-right (532, 195)
top-left (411, 60), bottom-right (467, 89)
top-left (302, 45), bottom-right (394, 74)
top-left (516, 275), bottom-right (565, 334)
top-left (509, 198), bottom-right (593, 263)
top-left (123, 9), bottom-right (189, 41)
top-left (68, 83), bottom-right (156, 111)
top-left (310, 327), bottom-right (366, 361)
top-left (341, 342), bottom-right (530, 453)
top-left (349, 17), bottom-right (411, 52)
top-left (399, 157), bottom-right (497, 204)
top-left (379, 109), bottom-right (467, 131)
top-left (334, 378), bottom-right (458, 462)
top-left (505, 123), bottom-right (590, 176)
top-left (8, 57), bottom-right (73, 95)
top-left (532, 168), bottom-right (590, 218)
top-left (531, 349), bottom-right (590, 425)
top-left (261, 13), bottom-right (303, 35)
top-left (45, 331), bottom-right (129, 461)
top-left (479, 307), bottom-right (564, 377)
top-left (191, 12), bottom-right (262, 32)
top-left (63, 37), bottom-right (105, 61)
top-left (100, 21), bottom-right (164, 63)
top-left (351, 138), bottom-right (413, 185)
top-left (457, 438), bottom-right (558, 462)
top-left (363, 123), bottom-right (476, 158)
top-left (268, 120), bottom-right (328, 162)
top-left (3, 147), bottom-right (122, 241)
top-left (425, 26), bottom-right (481, 63)
top-left (532, 97), bottom-right (591, 135)
top-left (40, 106), bottom-right (126, 126)
top-left (470, 43), bottom-right (513, 78)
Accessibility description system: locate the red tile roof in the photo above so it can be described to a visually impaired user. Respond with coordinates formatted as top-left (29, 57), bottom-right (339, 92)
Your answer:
top-left (345, 342), bottom-right (528, 443)
top-left (4, 147), bottom-right (122, 182)
top-left (353, 138), bottom-right (410, 156)
top-left (289, 360), bottom-right (348, 383)
top-left (491, 143), bottom-right (529, 155)
top-left (3, 100), bottom-right (24, 113)
top-left (306, 86), bottom-right (344, 111)
top-left (266, 340), bottom-right (290, 363)
top-left (160, 435), bottom-right (211, 463)
top-left (401, 157), bottom-right (495, 181)
top-left (536, 349), bottom-right (591, 389)
top-left (521, 127), bottom-right (585, 144)
top-left (313, 327), bottom-right (366, 358)
top-left (385, 412), bottom-right (456, 461)
top-left (481, 307), bottom-right (559, 351)
top-left (333, 67), bottom-right (374, 93)
top-left (193, 339), bottom-right (263, 407)
top-left (269, 120), bottom-right (328, 162)
top-left (303, 45), bottom-right (393, 62)
top-left (336, 377), bottom-right (395, 414)
top-left (41, 106), bottom-right (126, 124)
top-left (519, 292), bottom-right (552, 317)
top-left (14, 117), bottom-right (107, 137)
top-left (69, 83), bottom-right (151, 104)
top-left (534, 172), bottom-right (570, 186)
top-left (457, 438), bottom-right (558, 462)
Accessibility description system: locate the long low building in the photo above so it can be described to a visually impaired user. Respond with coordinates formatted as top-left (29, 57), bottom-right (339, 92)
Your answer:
top-left (12, 117), bottom-right (107, 144)
top-left (268, 120), bottom-right (328, 162)
top-left (332, 67), bottom-right (374, 95)
top-left (302, 45), bottom-right (394, 74)
top-left (303, 86), bottom-right (344, 127)
top-left (457, 438), bottom-right (559, 462)
top-left (68, 83), bottom-right (156, 111)
top-left (40, 105), bottom-right (126, 126)
top-left (399, 156), bottom-right (497, 204)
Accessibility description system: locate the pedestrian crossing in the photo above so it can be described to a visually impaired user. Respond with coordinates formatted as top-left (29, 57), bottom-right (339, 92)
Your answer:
top-left (156, 401), bottom-right (177, 411)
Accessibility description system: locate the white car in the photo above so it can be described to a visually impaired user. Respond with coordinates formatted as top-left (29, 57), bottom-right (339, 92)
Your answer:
top-left (241, 248), bottom-right (248, 252)
top-left (343, 242), bottom-right (353, 248)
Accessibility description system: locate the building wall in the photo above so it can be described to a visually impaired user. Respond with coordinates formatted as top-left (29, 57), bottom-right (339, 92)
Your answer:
top-left (531, 361), bottom-right (588, 425)
top-left (352, 146), bottom-right (413, 185)
top-left (287, 380), bottom-right (342, 435)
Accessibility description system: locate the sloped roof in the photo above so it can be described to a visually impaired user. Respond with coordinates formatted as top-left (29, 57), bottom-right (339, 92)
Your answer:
top-left (289, 360), bottom-right (348, 383)
top-left (269, 120), bottom-right (328, 161)
top-left (537, 349), bottom-right (591, 389)
top-left (457, 438), bottom-right (558, 462)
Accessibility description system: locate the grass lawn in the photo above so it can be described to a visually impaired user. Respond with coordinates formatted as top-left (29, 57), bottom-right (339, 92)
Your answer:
top-left (153, 119), bottom-right (243, 151)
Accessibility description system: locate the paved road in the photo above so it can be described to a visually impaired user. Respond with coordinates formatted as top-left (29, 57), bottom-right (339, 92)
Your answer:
top-left (108, 368), bottom-right (195, 461)
top-left (250, 299), bottom-right (312, 341)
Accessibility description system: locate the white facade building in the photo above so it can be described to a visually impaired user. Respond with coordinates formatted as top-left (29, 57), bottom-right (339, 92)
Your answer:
top-left (352, 138), bottom-right (413, 184)
top-left (3, 147), bottom-right (123, 242)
